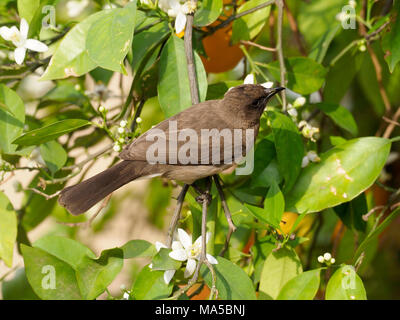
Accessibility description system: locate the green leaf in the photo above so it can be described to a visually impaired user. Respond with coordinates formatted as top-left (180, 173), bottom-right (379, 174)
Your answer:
top-left (131, 22), bottom-right (170, 75)
top-left (268, 111), bottom-right (304, 192)
top-left (132, 265), bottom-right (173, 300)
top-left (267, 57), bottom-right (327, 95)
top-left (0, 192), bottom-right (17, 267)
top-left (39, 140), bottom-right (67, 174)
top-left (75, 248), bottom-right (124, 300)
top-left (1, 268), bottom-right (39, 300)
top-left (206, 81), bottom-right (243, 100)
top-left (0, 85), bottom-right (25, 154)
top-left (21, 245), bottom-right (82, 300)
top-left (324, 53), bottom-right (364, 104)
top-left (277, 269), bottom-right (321, 300)
top-left (86, 3), bottom-right (136, 73)
top-left (121, 240), bottom-right (156, 258)
top-left (33, 235), bottom-right (96, 269)
top-left (285, 137), bottom-right (391, 213)
top-left (381, 3), bottom-right (400, 72)
top-left (308, 24), bottom-right (341, 64)
top-left (194, 0), bottom-right (223, 27)
top-left (325, 265), bottom-right (367, 300)
top-left (298, 0), bottom-right (345, 46)
top-left (353, 207), bottom-right (400, 262)
top-left (158, 35), bottom-right (208, 117)
top-left (18, 0), bottom-right (40, 24)
top-left (232, 0), bottom-right (271, 43)
top-left (259, 247), bottom-right (303, 300)
top-left (201, 257), bottom-right (257, 300)
top-left (41, 11), bottom-right (109, 80)
top-left (315, 102), bottom-right (358, 136)
top-left (263, 181), bottom-right (284, 228)
top-left (13, 119), bottom-right (91, 146)
top-left (151, 248), bottom-right (181, 271)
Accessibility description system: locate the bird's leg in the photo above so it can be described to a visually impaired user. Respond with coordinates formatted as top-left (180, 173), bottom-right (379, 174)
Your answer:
top-left (213, 175), bottom-right (237, 256)
top-left (167, 184), bottom-right (189, 247)
top-left (192, 182), bottom-right (217, 299)
top-left (169, 183), bottom-right (217, 300)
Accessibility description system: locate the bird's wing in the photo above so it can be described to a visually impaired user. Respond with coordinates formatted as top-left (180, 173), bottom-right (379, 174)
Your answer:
top-left (119, 100), bottom-right (251, 165)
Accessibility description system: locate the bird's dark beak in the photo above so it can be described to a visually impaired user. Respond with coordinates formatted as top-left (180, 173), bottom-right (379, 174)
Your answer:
top-left (266, 87), bottom-right (285, 99)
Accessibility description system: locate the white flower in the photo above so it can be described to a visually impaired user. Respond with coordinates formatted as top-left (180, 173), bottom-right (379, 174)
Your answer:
top-left (159, 0), bottom-right (196, 34)
top-left (17, 72), bottom-right (54, 101)
top-left (293, 96), bottom-right (306, 108)
top-left (28, 147), bottom-right (45, 168)
top-left (336, 11), bottom-right (351, 23)
top-left (317, 255), bottom-right (324, 263)
top-left (169, 228), bottom-right (218, 278)
top-left (149, 241), bottom-right (180, 284)
top-left (98, 106), bottom-right (106, 113)
top-left (119, 120), bottom-right (127, 128)
top-left (287, 104), bottom-right (298, 118)
top-left (122, 292), bottom-right (130, 300)
top-left (67, 0), bottom-right (90, 18)
top-left (140, 0), bottom-right (153, 6)
top-left (348, 0), bottom-right (356, 8)
top-left (244, 74), bottom-right (255, 84)
top-left (298, 120), bottom-right (319, 142)
top-left (301, 151), bottom-right (320, 168)
top-left (323, 252), bottom-right (332, 261)
top-left (0, 18), bottom-right (48, 65)
top-left (113, 144), bottom-right (121, 152)
top-left (261, 81), bottom-right (274, 89)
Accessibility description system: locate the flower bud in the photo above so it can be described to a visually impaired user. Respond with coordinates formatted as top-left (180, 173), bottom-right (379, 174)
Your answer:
top-left (293, 96), bottom-right (306, 108)
top-left (119, 120), bottom-right (127, 128)
top-left (318, 255), bottom-right (324, 263)
top-left (324, 252), bottom-right (332, 261)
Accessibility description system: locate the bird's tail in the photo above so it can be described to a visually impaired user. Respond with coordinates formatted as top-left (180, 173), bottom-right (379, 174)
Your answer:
top-left (58, 160), bottom-right (149, 215)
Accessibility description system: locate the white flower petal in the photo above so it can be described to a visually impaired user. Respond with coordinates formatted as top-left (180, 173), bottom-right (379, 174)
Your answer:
top-left (184, 258), bottom-right (197, 278)
top-left (171, 240), bottom-right (183, 251)
top-left (169, 248), bottom-right (188, 261)
top-left (20, 18), bottom-right (29, 39)
top-left (14, 47), bottom-right (26, 65)
top-left (206, 254), bottom-right (218, 264)
top-left (155, 241), bottom-right (167, 252)
top-left (261, 81), bottom-right (274, 89)
top-left (175, 12), bottom-right (186, 34)
top-left (25, 39), bottom-right (48, 52)
top-left (244, 74), bottom-right (255, 84)
top-left (194, 231), bottom-right (211, 248)
top-left (301, 156), bottom-right (309, 168)
top-left (177, 228), bottom-right (192, 250)
top-left (0, 26), bottom-right (12, 41)
top-left (149, 263), bottom-right (153, 269)
top-left (163, 270), bottom-right (175, 284)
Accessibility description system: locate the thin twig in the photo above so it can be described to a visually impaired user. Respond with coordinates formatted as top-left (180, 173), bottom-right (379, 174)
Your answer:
top-left (184, 4), bottom-right (200, 105)
top-left (240, 40), bottom-right (277, 52)
top-left (213, 175), bottom-right (237, 256)
top-left (62, 144), bottom-right (113, 171)
top-left (276, 0), bottom-right (286, 110)
top-left (205, 0), bottom-right (275, 35)
top-left (383, 107), bottom-right (400, 138)
top-left (27, 188), bottom-right (61, 200)
top-left (283, 0), bottom-right (307, 55)
top-left (166, 184), bottom-right (189, 247)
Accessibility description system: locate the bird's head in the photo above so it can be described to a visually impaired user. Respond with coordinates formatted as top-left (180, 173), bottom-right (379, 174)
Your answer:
top-left (223, 84), bottom-right (285, 117)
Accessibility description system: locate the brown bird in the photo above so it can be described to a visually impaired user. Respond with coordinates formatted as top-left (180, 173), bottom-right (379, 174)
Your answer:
top-left (58, 84), bottom-right (284, 215)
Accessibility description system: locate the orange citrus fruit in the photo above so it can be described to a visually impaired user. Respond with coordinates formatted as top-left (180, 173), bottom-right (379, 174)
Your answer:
top-left (201, 2), bottom-right (244, 73)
